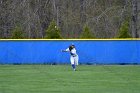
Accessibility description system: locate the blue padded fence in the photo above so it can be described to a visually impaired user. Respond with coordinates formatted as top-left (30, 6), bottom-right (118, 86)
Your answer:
top-left (0, 40), bottom-right (140, 64)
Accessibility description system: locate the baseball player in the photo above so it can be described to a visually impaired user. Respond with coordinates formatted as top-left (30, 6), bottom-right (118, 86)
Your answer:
top-left (61, 44), bottom-right (79, 71)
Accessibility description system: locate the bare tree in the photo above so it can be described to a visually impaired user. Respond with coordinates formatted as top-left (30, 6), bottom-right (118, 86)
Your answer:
top-left (131, 0), bottom-right (139, 38)
top-left (0, 0), bottom-right (139, 39)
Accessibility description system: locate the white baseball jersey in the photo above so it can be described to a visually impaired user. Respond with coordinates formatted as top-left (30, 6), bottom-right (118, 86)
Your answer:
top-left (66, 48), bottom-right (77, 57)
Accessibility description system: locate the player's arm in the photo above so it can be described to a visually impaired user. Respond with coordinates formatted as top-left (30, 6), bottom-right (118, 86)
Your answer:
top-left (61, 50), bottom-right (67, 52)
top-left (61, 48), bottom-right (69, 52)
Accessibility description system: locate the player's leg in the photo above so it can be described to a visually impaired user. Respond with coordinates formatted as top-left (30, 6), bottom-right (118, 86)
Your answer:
top-left (70, 56), bottom-right (76, 71)
top-left (75, 55), bottom-right (79, 66)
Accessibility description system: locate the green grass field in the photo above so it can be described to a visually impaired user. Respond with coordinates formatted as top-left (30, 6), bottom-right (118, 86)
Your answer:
top-left (0, 65), bottom-right (140, 93)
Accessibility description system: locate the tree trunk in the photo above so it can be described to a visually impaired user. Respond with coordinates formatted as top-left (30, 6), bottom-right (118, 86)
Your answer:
top-left (131, 0), bottom-right (139, 38)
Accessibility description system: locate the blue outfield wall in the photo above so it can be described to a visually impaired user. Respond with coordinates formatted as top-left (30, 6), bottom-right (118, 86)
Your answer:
top-left (0, 40), bottom-right (140, 64)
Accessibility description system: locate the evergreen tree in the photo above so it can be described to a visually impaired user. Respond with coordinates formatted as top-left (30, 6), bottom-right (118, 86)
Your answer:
top-left (45, 20), bottom-right (62, 39)
top-left (117, 21), bottom-right (131, 38)
top-left (11, 26), bottom-right (24, 39)
top-left (80, 25), bottom-right (95, 39)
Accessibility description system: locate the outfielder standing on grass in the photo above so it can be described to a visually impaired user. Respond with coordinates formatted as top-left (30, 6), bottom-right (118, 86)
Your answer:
top-left (61, 44), bottom-right (79, 71)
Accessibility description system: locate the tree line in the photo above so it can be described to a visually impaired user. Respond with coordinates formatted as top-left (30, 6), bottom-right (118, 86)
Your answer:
top-left (0, 0), bottom-right (140, 39)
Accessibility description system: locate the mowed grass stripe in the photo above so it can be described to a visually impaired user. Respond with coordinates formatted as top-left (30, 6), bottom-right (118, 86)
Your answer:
top-left (0, 65), bottom-right (140, 93)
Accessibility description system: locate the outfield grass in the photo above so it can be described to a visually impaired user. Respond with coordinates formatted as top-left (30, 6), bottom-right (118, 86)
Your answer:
top-left (0, 65), bottom-right (140, 93)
